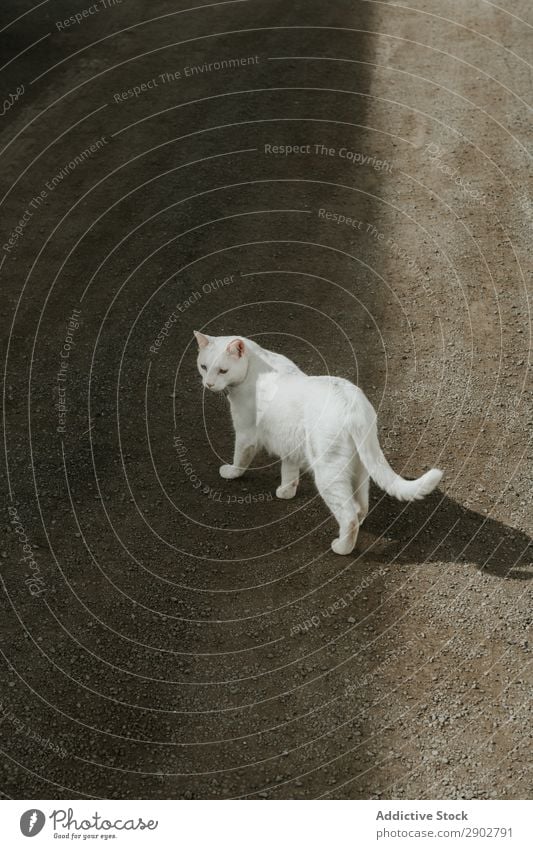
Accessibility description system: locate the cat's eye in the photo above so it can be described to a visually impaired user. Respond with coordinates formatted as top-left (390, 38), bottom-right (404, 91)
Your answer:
top-left (219, 368), bottom-right (228, 374)
top-left (200, 365), bottom-right (207, 371)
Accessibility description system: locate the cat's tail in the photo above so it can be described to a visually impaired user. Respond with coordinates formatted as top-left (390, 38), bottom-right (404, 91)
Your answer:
top-left (350, 390), bottom-right (443, 502)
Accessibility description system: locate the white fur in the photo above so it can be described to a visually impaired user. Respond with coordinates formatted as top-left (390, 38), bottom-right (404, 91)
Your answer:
top-left (193, 332), bottom-right (443, 555)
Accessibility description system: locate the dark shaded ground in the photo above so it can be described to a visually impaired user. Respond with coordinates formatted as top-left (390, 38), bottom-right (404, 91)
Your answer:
top-left (0, 0), bottom-right (531, 799)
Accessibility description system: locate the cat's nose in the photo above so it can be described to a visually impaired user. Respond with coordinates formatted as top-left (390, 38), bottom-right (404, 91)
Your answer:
top-left (206, 382), bottom-right (214, 389)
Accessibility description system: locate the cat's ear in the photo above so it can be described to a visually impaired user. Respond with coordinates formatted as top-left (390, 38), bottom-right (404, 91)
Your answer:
top-left (193, 331), bottom-right (210, 349)
top-left (227, 338), bottom-right (245, 358)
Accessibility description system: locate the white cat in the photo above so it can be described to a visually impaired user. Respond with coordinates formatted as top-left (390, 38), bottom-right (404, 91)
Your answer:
top-left (194, 332), bottom-right (443, 555)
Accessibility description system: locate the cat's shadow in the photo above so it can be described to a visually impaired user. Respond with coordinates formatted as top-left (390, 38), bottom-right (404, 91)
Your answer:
top-left (361, 488), bottom-right (532, 580)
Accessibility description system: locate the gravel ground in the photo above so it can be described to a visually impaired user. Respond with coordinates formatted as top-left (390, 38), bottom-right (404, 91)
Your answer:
top-left (0, 0), bottom-right (531, 799)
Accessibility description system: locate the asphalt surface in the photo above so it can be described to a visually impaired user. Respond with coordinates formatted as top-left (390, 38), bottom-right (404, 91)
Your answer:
top-left (0, 0), bottom-right (531, 799)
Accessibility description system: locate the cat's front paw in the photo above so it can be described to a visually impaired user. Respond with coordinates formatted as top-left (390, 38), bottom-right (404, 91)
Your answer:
top-left (219, 464), bottom-right (243, 479)
top-left (276, 482), bottom-right (298, 499)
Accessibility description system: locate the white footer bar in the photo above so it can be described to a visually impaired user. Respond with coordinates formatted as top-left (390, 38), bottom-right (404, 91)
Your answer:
top-left (3, 799), bottom-right (531, 848)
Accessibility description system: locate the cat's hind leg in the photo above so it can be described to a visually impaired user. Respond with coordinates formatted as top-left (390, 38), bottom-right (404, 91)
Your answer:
top-left (276, 457), bottom-right (300, 499)
top-left (313, 459), bottom-right (360, 555)
top-left (353, 456), bottom-right (369, 523)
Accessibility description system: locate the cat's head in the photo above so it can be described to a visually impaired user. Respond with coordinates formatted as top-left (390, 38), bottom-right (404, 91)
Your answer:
top-left (193, 332), bottom-right (249, 392)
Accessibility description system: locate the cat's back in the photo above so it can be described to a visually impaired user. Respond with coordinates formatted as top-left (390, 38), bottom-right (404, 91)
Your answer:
top-left (255, 372), bottom-right (356, 457)
top-left (249, 339), bottom-right (302, 375)
top-left (257, 372), bottom-right (351, 421)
